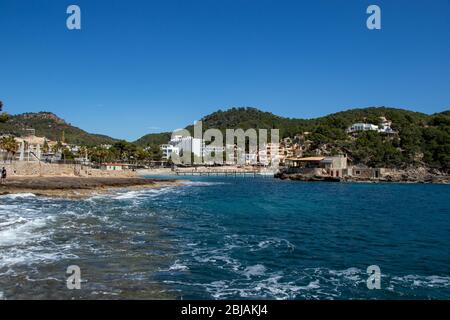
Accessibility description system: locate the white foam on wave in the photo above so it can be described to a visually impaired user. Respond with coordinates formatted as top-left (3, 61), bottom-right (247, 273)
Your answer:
top-left (243, 264), bottom-right (267, 278)
top-left (390, 274), bottom-right (450, 288)
top-left (113, 190), bottom-right (143, 200)
top-left (254, 238), bottom-right (295, 252)
top-left (0, 197), bottom-right (83, 270)
top-left (169, 247), bottom-right (450, 299)
top-left (0, 217), bottom-right (50, 246)
top-left (0, 193), bottom-right (36, 199)
top-left (168, 260), bottom-right (189, 272)
top-left (0, 248), bottom-right (79, 269)
top-left (89, 185), bottom-right (177, 201)
top-left (0, 217), bottom-right (27, 228)
top-left (328, 267), bottom-right (363, 282)
top-left (0, 204), bottom-right (19, 211)
top-left (202, 272), bottom-right (314, 300)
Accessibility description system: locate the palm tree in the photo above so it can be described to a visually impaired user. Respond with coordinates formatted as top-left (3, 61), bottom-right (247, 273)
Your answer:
top-left (0, 101), bottom-right (3, 112)
top-left (0, 136), bottom-right (19, 163)
top-left (79, 146), bottom-right (88, 161)
top-left (42, 139), bottom-right (50, 154)
top-left (0, 137), bottom-right (5, 162)
top-left (52, 141), bottom-right (63, 153)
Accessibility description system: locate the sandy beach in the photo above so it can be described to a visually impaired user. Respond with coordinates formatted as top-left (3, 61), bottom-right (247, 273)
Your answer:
top-left (0, 176), bottom-right (182, 198)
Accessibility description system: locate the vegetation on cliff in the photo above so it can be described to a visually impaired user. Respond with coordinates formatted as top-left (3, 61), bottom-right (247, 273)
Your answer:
top-left (137, 106), bottom-right (449, 169)
top-left (0, 112), bottom-right (117, 146)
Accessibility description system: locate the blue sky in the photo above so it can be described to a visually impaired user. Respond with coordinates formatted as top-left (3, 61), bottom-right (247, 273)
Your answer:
top-left (0, 0), bottom-right (449, 141)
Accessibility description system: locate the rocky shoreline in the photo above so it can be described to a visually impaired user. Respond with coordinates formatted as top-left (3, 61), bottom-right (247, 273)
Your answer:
top-left (0, 176), bottom-right (182, 198)
top-left (275, 172), bottom-right (450, 184)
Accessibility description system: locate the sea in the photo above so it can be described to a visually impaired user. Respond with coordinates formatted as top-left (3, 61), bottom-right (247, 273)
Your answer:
top-left (0, 176), bottom-right (449, 300)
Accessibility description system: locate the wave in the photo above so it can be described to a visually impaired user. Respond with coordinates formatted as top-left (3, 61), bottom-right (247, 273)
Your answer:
top-left (0, 248), bottom-right (79, 270)
top-left (253, 238), bottom-right (295, 252)
top-left (390, 274), bottom-right (450, 289)
top-left (243, 264), bottom-right (267, 278)
top-left (168, 260), bottom-right (189, 272)
top-left (87, 185), bottom-right (178, 201)
top-left (164, 265), bottom-right (450, 299)
top-left (0, 199), bottom-right (82, 271)
top-left (0, 217), bottom-right (50, 247)
top-left (0, 217), bottom-right (27, 228)
top-left (0, 193), bottom-right (36, 199)
top-left (163, 241), bottom-right (450, 300)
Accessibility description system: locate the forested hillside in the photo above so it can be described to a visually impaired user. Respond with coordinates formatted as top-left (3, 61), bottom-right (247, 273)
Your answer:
top-left (137, 107), bottom-right (449, 169)
top-left (0, 112), bottom-right (117, 146)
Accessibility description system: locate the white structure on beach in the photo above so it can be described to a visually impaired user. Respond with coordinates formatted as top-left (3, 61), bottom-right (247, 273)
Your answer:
top-left (100, 163), bottom-right (129, 171)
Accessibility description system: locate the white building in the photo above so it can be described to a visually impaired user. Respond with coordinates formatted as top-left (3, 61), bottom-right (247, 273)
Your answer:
top-left (258, 143), bottom-right (285, 166)
top-left (161, 135), bottom-right (204, 161)
top-left (202, 145), bottom-right (225, 164)
top-left (100, 163), bottom-right (129, 171)
top-left (347, 117), bottom-right (396, 134)
top-left (174, 136), bottom-right (204, 157)
top-left (244, 153), bottom-right (258, 165)
top-left (378, 117), bottom-right (396, 134)
top-left (7, 134), bottom-right (58, 162)
top-left (346, 123), bottom-right (379, 133)
top-left (160, 144), bottom-right (179, 160)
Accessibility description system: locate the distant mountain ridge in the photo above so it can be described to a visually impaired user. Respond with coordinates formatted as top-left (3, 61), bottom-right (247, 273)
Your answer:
top-left (0, 111), bottom-right (118, 146)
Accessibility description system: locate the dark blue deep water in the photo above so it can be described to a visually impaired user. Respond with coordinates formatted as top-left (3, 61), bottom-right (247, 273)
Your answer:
top-left (0, 177), bottom-right (449, 299)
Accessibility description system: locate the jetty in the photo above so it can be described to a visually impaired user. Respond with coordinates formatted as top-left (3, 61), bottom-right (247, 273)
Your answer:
top-left (174, 169), bottom-right (275, 177)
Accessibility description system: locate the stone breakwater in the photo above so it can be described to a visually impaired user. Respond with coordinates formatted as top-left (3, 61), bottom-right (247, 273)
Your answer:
top-left (0, 176), bottom-right (182, 198)
top-left (275, 167), bottom-right (450, 184)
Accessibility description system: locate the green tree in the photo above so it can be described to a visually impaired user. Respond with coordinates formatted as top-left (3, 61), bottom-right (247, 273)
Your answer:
top-left (42, 140), bottom-right (50, 153)
top-left (146, 144), bottom-right (163, 161)
top-left (0, 136), bottom-right (19, 162)
top-left (0, 101), bottom-right (9, 123)
top-left (61, 147), bottom-right (75, 161)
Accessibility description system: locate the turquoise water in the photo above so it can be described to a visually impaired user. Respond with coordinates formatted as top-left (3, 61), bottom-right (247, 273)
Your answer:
top-left (0, 177), bottom-right (449, 299)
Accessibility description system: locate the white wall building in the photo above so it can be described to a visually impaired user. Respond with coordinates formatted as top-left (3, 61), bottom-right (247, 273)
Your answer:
top-left (160, 144), bottom-right (179, 160)
top-left (202, 145), bottom-right (225, 164)
top-left (174, 136), bottom-right (204, 157)
top-left (347, 117), bottom-right (396, 134)
top-left (346, 123), bottom-right (379, 133)
top-left (161, 135), bottom-right (204, 161)
top-left (100, 163), bottom-right (128, 171)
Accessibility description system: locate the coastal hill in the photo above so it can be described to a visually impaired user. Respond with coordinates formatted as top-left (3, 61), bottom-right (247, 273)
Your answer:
top-left (136, 106), bottom-right (450, 169)
top-left (0, 112), bottom-right (117, 146)
top-left (1, 107), bottom-right (448, 170)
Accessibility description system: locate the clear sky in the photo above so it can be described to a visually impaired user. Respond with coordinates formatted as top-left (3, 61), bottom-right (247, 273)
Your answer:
top-left (0, 0), bottom-right (449, 141)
